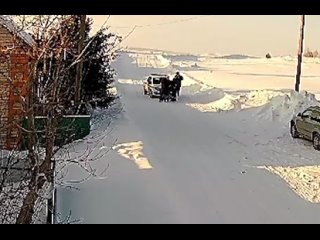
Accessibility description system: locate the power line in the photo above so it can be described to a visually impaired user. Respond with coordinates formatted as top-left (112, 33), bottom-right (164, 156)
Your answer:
top-left (92, 15), bottom-right (213, 50)
top-left (116, 25), bottom-right (137, 45)
top-left (108, 15), bottom-right (212, 29)
top-left (100, 15), bottom-right (111, 29)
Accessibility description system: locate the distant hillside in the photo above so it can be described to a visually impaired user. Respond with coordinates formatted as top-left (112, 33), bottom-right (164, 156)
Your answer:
top-left (212, 54), bottom-right (259, 60)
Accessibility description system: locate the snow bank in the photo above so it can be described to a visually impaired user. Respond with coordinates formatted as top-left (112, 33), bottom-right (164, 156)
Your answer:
top-left (187, 94), bottom-right (241, 112)
top-left (185, 56), bottom-right (320, 94)
top-left (256, 90), bottom-right (320, 123)
top-left (187, 90), bottom-right (284, 113)
top-left (129, 53), bottom-right (171, 69)
top-left (179, 73), bottom-right (215, 94)
top-left (261, 165), bottom-right (320, 203)
top-left (243, 90), bottom-right (284, 107)
top-left (118, 79), bottom-right (143, 85)
top-left (155, 55), bottom-right (171, 68)
top-left (187, 89), bottom-right (320, 124)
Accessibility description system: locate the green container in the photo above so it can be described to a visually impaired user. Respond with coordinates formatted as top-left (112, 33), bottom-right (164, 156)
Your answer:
top-left (22, 115), bottom-right (91, 148)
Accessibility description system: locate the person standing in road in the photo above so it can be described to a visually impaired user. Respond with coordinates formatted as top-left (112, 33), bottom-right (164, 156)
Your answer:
top-left (159, 76), bottom-right (169, 102)
top-left (173, 72), bottom-right (184, 98)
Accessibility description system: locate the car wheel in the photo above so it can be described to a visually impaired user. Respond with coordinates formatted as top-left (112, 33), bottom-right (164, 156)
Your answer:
top-left (313, 133), bottom-right (320, 151)
top-left (290, 124), bottom-right (299, 139)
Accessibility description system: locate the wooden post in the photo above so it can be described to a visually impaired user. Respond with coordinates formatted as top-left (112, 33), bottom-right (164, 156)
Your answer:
top-left (75, 15), bottom-right (86, 106)
top-left (295, 15), bottom-right (305, 92)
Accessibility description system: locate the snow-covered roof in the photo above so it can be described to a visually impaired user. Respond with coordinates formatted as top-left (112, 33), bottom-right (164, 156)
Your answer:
top-left (0, 15), bottom-right (33, 47)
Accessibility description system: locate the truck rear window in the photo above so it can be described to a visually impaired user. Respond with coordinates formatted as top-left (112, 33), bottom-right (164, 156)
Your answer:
top-left (153, 78), bottom-right (164, 84)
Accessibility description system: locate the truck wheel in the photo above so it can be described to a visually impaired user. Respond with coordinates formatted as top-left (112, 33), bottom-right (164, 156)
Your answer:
top-left (290, 124), bottom-right (299, 139)
top-left (313, 133), bottom-right (320, 151)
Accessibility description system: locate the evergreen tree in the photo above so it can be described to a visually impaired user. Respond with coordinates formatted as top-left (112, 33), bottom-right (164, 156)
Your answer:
top-left (43, 16), bottom-right (121, 112)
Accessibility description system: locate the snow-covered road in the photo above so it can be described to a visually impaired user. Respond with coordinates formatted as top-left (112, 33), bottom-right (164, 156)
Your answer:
top-left (57, 51), bottom-right (320, 224)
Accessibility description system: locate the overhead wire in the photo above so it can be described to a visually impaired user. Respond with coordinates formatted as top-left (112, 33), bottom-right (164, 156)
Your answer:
top-left (108, 15), bottom-right (212, 29)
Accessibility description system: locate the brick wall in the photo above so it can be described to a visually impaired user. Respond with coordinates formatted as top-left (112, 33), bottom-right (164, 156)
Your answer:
top-left (0, 25), bottom-right (30, 150)
top-left (0, 24), bottom-right (12, 149)
top-left (7, 54), bottom-right (29, 149)
top-left (0, 24), bottom-right (14, 50)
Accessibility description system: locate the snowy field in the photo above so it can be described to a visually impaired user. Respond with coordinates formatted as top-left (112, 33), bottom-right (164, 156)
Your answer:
top-left (120, 49), bottom-right (320, 125)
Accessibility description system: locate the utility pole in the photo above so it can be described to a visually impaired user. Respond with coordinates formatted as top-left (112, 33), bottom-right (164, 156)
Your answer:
top-left (295, 15), bottom-right (305, 92)
top-left (75, 15), bottom-right (86, 106)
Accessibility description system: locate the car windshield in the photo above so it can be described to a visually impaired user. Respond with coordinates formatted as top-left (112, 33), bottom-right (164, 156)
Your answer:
top-left (302, 110), bottom-right (312, 117)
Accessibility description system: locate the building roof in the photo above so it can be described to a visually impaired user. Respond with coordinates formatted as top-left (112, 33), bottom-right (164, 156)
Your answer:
top-left (0, 15), bottom-right (33, 47)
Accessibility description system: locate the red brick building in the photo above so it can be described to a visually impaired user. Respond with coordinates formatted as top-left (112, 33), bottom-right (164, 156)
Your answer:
top-left (0, 16), bottom-right (33, 150)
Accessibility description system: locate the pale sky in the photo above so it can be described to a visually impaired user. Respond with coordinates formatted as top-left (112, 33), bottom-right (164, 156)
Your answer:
top-left (89, 15), bottom-right (320, 56)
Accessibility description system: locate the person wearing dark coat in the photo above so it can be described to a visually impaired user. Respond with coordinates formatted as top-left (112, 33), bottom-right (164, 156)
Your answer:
top-left (159, 77), bottom-right (169, 102)
top-left (168, 80), bottom-right (177, 101)
top-left (173, 72), bottom-right (183, 97)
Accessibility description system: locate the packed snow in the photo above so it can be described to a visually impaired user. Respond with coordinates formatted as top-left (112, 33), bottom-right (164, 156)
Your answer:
top-left (185, 56), bottom-right (320, 93)
top-left (187, 89), bottom-right (320, 125)
top-left (261, 165), bottom-right (320, 203)
top-left (57, 49), bottom-right (320, 223)
top-left (129, 53), bottom-right (171, 69)
top-left (256, 90), bottom-right (320, 123)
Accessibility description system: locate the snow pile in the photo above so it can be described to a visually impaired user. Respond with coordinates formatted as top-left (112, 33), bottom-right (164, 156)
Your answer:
top-left (172, 61), bottom-right (196, 68)
top-left (242, 90), bottom-right (284, 109)
top-left (118, 79), bottom-right (143, 85)
top-left (155, 55), bottom-right (171, 68)
top-left (187, 89), bottom-right (320, 118)
top-left (187, 94), bottom-right (241, 112)
top-left (129, 53), bottom-right (171, 69)
top-left (187, 90), bottom-right (284, 113)
top-left (260, 165), bottom-right (320, 203)
top-left (179, 73), bottom-right (215, 94)
top-left (256, 90), bottom-right (320, 123)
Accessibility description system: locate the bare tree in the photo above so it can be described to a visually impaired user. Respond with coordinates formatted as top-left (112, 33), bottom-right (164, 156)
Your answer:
top-left (0, 15), bottom-right (121, 224)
